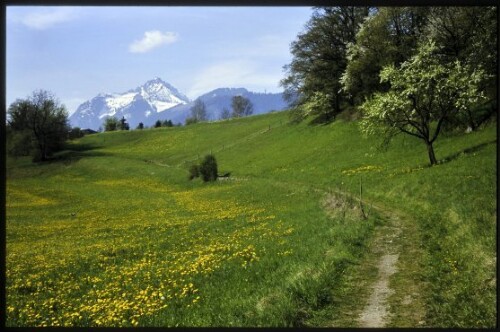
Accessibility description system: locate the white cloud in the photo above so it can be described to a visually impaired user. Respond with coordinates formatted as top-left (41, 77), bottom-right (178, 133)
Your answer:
top-left (129, 31), bottom-right (179, 53)
top-left (18, 8), bottom-right (77, 30)
top-left (188, 60), bottom-right (282, 98)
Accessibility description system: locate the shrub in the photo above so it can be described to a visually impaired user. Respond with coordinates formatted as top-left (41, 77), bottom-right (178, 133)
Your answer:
top-left (104, 117), bottom-right (119, 131)
top-left (188, 164), bottom-right (200, 180)
top-left (68, 127), bottom-right (84, 140)
top-left (185, 117), bottom-right (198, 126)
top-left (6, 128), bottom-right (32, 157)
top-left (199, 154), bottom-right (218, 182)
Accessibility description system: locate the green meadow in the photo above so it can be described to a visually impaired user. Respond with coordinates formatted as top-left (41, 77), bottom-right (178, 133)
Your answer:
top-left (5, 111), bottom-right (496, 327)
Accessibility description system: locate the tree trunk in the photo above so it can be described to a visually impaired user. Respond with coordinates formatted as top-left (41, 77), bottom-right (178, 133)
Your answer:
top-left (335, 94), bottom-right (340, 115)
top-left (426, 141), bottom-right (438, 166)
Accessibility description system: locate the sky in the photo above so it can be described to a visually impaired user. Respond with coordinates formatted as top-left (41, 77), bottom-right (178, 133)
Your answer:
top-left (6, 6), bottom-right (313, 115)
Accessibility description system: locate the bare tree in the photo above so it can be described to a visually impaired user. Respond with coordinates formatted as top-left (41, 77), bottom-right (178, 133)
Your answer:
top-left (231, 96), bottom-right (253, 118)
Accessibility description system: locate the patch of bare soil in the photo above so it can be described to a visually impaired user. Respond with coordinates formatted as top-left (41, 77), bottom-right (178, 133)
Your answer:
top-left (358, 253), bottom-right (399, 327)
top-left (356, 215), bottom-right (403, 328)
top-left (321, 192), bottom-right (426, 328)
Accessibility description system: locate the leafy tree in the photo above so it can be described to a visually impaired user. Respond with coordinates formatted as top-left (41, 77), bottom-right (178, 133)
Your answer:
top-left (424, 6), bottom-right (497, 130)
top-left (343, 6), bottom-right (496, 131)
top-left (119, 116), bottom-right (130, 130)
top-left (220, 107), bottom-right (231, 120)
top-left (7, 90), bottom-right (69, 161)
top-left (231, 96), bottom-right (253, 118)
top-left (190, 98), bottom-right (208, 122)
top-left (68, 127), bottom-right (84, 140)
top-left (281, 6), bottom-right (371, 122)
top-left (425, 7), bottom-right (496, 69)
top-left (341, 7), bottom-right (429, 104)
top-left (104, 117), bottom-right (119, 131)
top-left (301, 91), bottom-right (332, 123)
top-left (137, 122), bottom-right (144, 130)
top-left (199, 154), bottom-right (218, 182)
top-left (154, 120), bottom-right (162, 128)
top-left (360, 41), bottom-right (487, 166)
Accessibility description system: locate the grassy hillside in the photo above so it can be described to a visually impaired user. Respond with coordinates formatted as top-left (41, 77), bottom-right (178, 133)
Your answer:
top-left (6, 111), bottom-right (496, 327)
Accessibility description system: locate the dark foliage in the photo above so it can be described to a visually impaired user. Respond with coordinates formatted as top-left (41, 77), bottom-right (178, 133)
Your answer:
top-left (104, 117), bottom-right (119, 131)
top-left (199, 154), bottom-right (218, 182)
top-left (188, 164), bottom-right (200, 180)
top-left (7, 90), bottom-right (69, 161)
top-left (231, 96), bottom-right (254, 118)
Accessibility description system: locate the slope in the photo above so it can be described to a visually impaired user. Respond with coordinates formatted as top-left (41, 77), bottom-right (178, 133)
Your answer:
top-left (6, 111), bottom-right (496, 327)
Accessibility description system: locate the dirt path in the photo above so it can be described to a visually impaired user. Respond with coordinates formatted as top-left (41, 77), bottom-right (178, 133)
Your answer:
top-left (323, 195), bottom-right (427, 328)
top-left (357, 208), bottom-right (427, 328)
top-left (357, 213), bottom-right (402, 327)
top-left (358, 253), bottom-right (399, 327)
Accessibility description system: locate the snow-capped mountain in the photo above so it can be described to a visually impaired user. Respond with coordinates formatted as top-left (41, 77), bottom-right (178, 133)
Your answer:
top-left (69, 77), bottom-right (190, 130)
top-left (70, 78), bottom-right (289, 130)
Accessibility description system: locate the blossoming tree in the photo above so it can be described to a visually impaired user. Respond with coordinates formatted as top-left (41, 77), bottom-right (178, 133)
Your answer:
top-left (360, 41), bottom-right (487, 165)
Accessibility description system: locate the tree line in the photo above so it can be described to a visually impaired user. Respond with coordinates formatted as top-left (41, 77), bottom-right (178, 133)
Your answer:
top-left (281, 6), bottom-right (497, 165)
top-left (103, 117), bottom-right (178, 131)
top-left (185, 95), bottom-right (254, 125)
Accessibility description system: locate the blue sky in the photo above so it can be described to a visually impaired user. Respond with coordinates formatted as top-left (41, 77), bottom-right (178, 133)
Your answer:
top-left (6, 6), bottom-right (313, 115)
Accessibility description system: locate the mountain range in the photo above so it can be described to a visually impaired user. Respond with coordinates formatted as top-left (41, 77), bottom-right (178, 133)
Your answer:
top-left (69, 78), bottom-right (289, 130)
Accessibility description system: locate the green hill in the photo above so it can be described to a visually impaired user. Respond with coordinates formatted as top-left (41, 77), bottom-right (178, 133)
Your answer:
top-left (6, 111), bottom-right (496, 327)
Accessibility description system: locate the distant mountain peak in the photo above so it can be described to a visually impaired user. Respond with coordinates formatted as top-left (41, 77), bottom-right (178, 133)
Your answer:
top-left (147, 76), bottom-right (164, 83)
top-left (69, 81), bottom-right (288, 130)
top-left (70, 78), bottom-right (190, 130)
top-left (207, 87), bottom-right (248, 97)
top-left (135, 77), bottom-right (190, 104)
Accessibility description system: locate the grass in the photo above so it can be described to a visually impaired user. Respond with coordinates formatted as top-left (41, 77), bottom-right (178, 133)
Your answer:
top-left (5, 111), bottom-right (496, 327)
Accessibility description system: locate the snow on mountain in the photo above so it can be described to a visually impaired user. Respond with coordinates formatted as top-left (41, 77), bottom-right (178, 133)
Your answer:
top-left (103, 92), bottom-right (136, 114)
top-left (69, 77), bottom-right (190, 130)
top-left (70, 78), bottom-right (289, 130)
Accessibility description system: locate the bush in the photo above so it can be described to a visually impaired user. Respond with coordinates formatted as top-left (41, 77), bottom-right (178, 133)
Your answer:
top-left (6, 128), bottom-right (32, 157)
top-left (185, 117), bottom-right (198, 126)
top-left (104, 117), bottom-right (119, 131)
top-left (188, 164), bottom-right (200, 180)
top-left (68, 127), bottom-right (84, 140)
top-left (199, 154), bottom-right (218, 182)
